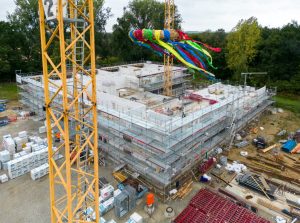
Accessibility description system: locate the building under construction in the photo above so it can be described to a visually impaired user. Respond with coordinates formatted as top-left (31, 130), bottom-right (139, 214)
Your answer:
top-left (16, 62), bottom-right (275, 196)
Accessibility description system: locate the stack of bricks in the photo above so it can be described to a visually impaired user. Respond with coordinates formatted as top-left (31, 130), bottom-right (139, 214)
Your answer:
top-left (174, 188), bottom-right (271, 223)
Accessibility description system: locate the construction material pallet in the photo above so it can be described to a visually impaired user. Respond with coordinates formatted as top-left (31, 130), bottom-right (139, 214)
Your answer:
top-left (174, 188), bottom-right (271, 223)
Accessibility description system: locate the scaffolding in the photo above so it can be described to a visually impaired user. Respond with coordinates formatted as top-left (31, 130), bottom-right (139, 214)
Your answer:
top-left (16, 62), bottom-right (276, 201)
top-left (16, 71), bottom-right (44, 118)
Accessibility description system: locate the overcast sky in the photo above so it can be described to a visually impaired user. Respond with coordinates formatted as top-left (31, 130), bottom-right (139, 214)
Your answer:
top-left (1, 0), bottom-right (299, 32)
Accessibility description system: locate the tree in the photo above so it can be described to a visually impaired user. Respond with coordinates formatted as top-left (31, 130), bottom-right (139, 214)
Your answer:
top-left (0, 21), bottom-right (26, 81)
top-left (252, 21), bottom-right (300, 93)
top-left (190, 29), bottom-right (230, 80)
top-left (6, 0), bottom-right (111, 78)
top-left (226, 17), bottom-right (261, 78)
top-left (112, 0), bottom-right (182, 61)
top-left (7, 0), bottom-right (41, 72)
top-left (94, 1), bottom-right (112, 60)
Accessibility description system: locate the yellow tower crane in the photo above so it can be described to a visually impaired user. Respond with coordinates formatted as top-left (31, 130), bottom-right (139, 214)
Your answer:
top-left (38, 0), bottom-right (99, 222)
top-left (163, 0), bottom-right (175, 96)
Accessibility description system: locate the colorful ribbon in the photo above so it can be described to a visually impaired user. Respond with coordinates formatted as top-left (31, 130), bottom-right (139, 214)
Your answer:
top-left (128, 29), bottom-right (221, 79)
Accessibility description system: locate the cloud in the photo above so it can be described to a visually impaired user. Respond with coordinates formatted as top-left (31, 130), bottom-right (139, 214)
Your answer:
top-left (0, 0), bottom-right (15, 20)
top-left (103, 0), bottom-right (127, 32)
top-left (1, 0), bottom-right (299, 32)
top-left (175, 0), bottom-right (300, 31)
top-left (104, 0), bottom-right (300, 32)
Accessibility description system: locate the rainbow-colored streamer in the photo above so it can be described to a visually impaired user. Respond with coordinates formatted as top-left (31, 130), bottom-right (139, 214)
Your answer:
top-left (129, 29), bottom-right (221, 79)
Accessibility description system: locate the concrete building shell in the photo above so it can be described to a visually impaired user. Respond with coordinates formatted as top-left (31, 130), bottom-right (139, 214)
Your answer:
top-left (16, 62), bottom-right (275, 196)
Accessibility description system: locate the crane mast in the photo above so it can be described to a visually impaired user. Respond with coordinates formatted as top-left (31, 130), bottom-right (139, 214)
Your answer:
top-left (163, 0), bottom-right (175, 96)
top-left (38, 0), bottom-right (99, 222)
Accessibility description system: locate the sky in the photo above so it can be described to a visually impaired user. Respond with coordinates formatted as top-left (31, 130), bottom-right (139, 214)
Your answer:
top-left (1, 0), bottom-right (300, 32)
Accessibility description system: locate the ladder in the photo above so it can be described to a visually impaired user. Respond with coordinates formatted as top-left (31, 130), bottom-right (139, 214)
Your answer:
top-left (226, 104), bottom-right (237, 151)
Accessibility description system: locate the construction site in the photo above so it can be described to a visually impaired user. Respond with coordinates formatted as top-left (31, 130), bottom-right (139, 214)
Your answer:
top-left (1, 1), bottom-right (300, 223)
top-left (15, 61), bottom-right (275, 192)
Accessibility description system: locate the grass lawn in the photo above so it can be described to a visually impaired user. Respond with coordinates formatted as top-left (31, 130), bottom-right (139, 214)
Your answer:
top-left (273, 95), bottom-right (300, 114)
top-left (0, 82), bottom-right (18, 100)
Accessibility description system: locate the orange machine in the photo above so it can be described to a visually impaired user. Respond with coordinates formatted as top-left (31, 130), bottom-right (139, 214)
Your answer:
top-left (146, 193), bottom-right (155, 206)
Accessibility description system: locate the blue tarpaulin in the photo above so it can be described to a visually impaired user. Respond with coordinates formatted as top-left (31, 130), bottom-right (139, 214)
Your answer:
top-left (282, 140), bottom-right (297, 153)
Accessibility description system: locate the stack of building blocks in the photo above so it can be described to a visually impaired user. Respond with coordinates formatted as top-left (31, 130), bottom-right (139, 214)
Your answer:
top-left (14, 131), bottom-right (29, 152)
top-left (0, 150), bottom-right (10, 163)
top-left (0, 174), bottom-right (8, 183)
top-left (7, 147), bottom-right (48, 179)
top-left (0, 149), bottom-right (11, 170)
top-left (99, 184), bottom-right (116, 215)
top-left (38, 126), bottom-right (47, 134)
top-left (126, 212), bottom-right (143, 223)
top-left (13, 151), bottom-right (28, 159)
top-left (2, 134), bottom-right (16, 154)
top-left (30, 163), bottom-right (49, 180)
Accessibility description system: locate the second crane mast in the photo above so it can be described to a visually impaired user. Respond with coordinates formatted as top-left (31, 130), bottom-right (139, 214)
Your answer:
top-left (163, 0), bottom-right (175, 96)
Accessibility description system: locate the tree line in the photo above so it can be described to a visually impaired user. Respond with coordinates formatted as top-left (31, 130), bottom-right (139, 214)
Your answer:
top-left (0, 0), bottom-right (299, 94)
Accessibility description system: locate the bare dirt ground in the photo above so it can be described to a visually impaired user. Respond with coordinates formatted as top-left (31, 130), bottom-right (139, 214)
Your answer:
top-left (228, 109), bottom-right (300, 181)
top-left (252, 110), bottom-right (300, 143)
top-left (0, 100), bottom-right (46, 141)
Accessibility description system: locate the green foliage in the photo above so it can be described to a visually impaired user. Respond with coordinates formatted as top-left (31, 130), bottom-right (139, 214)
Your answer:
top-left (7, 0), bottom-right (41, 73)
top-left (0, 21), bottom-right (24, 81)
top-left (97, 56), bottom-right (121, 66)
top-left (254, 21), bottom-right (300, 82)
top-left (0, 0), bottom-right (111, 81)
top-left (226, 17), bottom-right (261, 78)
top-left (111, 0), bottom-right (182, 61)
top-left (189, 29), bottom-right (230, 80)
top-left (0, 83), bottom-right (18, 100)
top-left (273, 95), bottom-right (300, 114)
top-left (94, 0), bottom-right (112, 58)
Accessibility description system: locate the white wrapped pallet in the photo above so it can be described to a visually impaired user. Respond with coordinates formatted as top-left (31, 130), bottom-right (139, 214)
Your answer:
top-left (2, 134), bottom-right (12, 140)
top-left (2, 161), bottom-right (8, 170)
top-left (2, 135), bottom-right (15, 154)
top-left (36, 138), bottom-right (44, 145)
top-left (13, 153), bottom-right (21, 159)
top-left (30, 163), bottom-right (49, 180)
top-left (7, 147), bottom-right (52, 179)
top-left (14, 136), bottom-right (28, 150)
top-left (30, 167), bottom-right (40, 180)
top-left (28, 136), bottom-right (35, 142)
top-left (128, 213), bottom-right (143, 223)
top-left (114, 189), bottom-right (122, 198)
top-left (32, 145), bottom-right (42, 152)
top-left (100, 185), bottom-right (114, 202)
top-left (43, 138), bottom-right (48, 146)
top-left (0, 174), bottom-right (8, 183)
top-left (30, 136), bottom-right (45, 146)
top-left (18, 131), bottom-right (28, 138)
top-left (23, 146), bottom-right (31, 153)
top-left (25, 142), bottom-right (34, 148)
top-left (0, 150), bottom-right (10, 162)
top-left (8, 161), bottom-right (18, 179)
top-left (7, 159), bottom-right (17, 172)
top-left (39, 126), bottom-right (47, 134)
